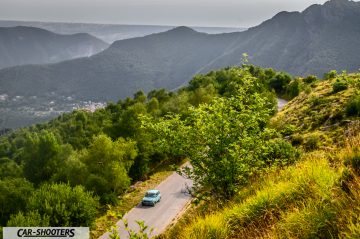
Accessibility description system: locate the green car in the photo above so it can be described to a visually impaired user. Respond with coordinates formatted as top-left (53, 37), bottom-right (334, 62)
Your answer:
top-left (141, 189), bottom-right (161, 206)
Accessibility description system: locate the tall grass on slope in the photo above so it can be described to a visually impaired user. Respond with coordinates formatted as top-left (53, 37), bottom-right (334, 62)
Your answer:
top-left (225, 157), bottom-right (339, 237)
top-left (179, 214), bottom-right (228, 239)
top-left (273, 200), bottom-right (338, 239)
top-left (178, 157), bottom-right (339, 239)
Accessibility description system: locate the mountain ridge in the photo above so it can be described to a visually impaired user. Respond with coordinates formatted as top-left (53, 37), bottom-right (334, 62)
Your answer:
top-left (0, 26), bottom-right (109, 69)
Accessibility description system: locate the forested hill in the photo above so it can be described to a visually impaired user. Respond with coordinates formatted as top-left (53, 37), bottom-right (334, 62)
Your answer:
top-left (0, 26), bottom-right (108, 69)
top-left (163, 70), bottom-right (360, 239)
top-left (1, 61), bottom-right (360, 237)
top-left (0, 65), bottom-right (281, 233)
top-left (0, 0), bottom-right (359, 103)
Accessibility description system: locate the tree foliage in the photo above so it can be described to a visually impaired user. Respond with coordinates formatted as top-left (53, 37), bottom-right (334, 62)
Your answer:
top-left (0, 178), bottom-right (33, 224)
top-left (26, 183), bottom-right (99, 226)
top-left (143, 68), bottom-right (292, 199)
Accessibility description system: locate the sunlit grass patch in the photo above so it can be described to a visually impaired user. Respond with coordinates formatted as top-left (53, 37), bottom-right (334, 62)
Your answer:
top-left (179, 214), bottom-right (228, 239)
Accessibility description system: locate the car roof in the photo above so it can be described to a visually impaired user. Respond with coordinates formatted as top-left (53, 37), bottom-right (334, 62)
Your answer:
top-left (146, 189), bottom-right (160, 194)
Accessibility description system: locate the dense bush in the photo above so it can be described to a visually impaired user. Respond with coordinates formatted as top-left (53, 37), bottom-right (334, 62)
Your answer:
top-left (259, 138), bottom-right (299, 166)
top-left (26, 183), bottom-right (99, 226)
top-left (324, 70), bottom-right (337, 80)
top-left (346, 94), bottom-right (360, 117)
top-left (332, 79), bottom-right (348, 93)
top-left (0, 178), bottom-right (33, 224)
top-left (303, 75), bottom-right (318, 84)
top-left (7, 211), bottom-right (49, 227)
top-left (269, 72), bottom-right (292, 95)
top-left (286, 79), bottom-right (301, 99)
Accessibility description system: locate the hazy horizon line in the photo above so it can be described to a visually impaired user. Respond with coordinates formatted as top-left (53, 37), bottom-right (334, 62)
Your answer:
top-left (0, 18), bottom-right (249, 29)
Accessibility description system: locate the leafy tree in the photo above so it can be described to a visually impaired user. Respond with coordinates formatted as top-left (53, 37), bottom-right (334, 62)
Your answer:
top-left (0, 157), bottom-right (22, 179)
top-left (27, 183), bottom-right (99, 226)
top-left (144, 73), bottom-right (273, 199)
top-left (0, 178), bottom-right (33, 224)
top-left (147, 97), bottom-right (160, 116)
top-left (82, 135), bottom-right (137, 203)
top-left (286, 79), bottom-right (301, 99)
top-left (147, 89), bottom-right (171, 103)
top-left (269, 72), bottom-right (292, 95)
top-left (134, 91), bottom-right (147, 103)
top-left (51, 152), bottom-right (89, 186)
top-left (118, 103), bottom-right (147, 138)
top-left (21, 130), bottom-right (67, 185)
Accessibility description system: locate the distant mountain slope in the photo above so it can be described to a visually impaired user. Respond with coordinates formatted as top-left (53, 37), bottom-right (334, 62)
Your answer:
top-left (0, 26), bottom-right (109, 69)
top-left (205, 0), bottom-right (360, 76)
top-left (0, 20), bottom-right (246, 43)
top-left (0, 27), bottom-right (239, 100)
top-left (0, 0), bottom-right (359, 102)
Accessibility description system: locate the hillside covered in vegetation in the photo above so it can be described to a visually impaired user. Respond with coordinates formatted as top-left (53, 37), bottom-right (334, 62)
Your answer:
top-left (161, 71), bottom-right (360, 238)
top-left (1, 63), bottom-right (360, 238)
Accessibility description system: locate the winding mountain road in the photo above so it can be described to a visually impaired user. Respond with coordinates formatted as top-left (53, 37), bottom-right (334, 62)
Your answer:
top-left (99, 171), bottom-right (193, 239)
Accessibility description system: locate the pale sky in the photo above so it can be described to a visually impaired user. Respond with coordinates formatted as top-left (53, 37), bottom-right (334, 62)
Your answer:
top-left (0, 0), bottom-right (333, 27)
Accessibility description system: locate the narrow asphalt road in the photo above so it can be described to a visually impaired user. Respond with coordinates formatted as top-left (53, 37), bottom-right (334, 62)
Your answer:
top-left (100, 171), bottom-right (193, 239)
top-left (277, 98), bottom-right (288, 111)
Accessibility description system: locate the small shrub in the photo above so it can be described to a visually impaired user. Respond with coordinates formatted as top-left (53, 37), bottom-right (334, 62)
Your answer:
top-left (304, 85), bottom-right (312, 94)
top-left (304, 133), bottom-right (321, 151)
top-left (344, 149), bottom-right (360, 175)
top-left (346, 94), bottom-right (360, 117)
top-left (324, 70), bottom-right (337, 80)
top-left (291, 134), bottom-right (304, 146)
top-left (332, 79), bottom-right (348, 93)
top-left (286, 79), bottom-right (301, 99)
top-left (269, 72), bottom-right (292, 95)
top-left (303, 75), bottom-right (318, 84)
top-left (281, 124), bottom-right (297, 136)
top-left (310, 96), bottom-right (326, 107)
top-left (260, 138), bottom-right (299, 166)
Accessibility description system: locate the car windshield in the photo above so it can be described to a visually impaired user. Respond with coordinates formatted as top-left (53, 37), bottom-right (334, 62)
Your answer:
top-left (145, 192), bottom-right (157, 197)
